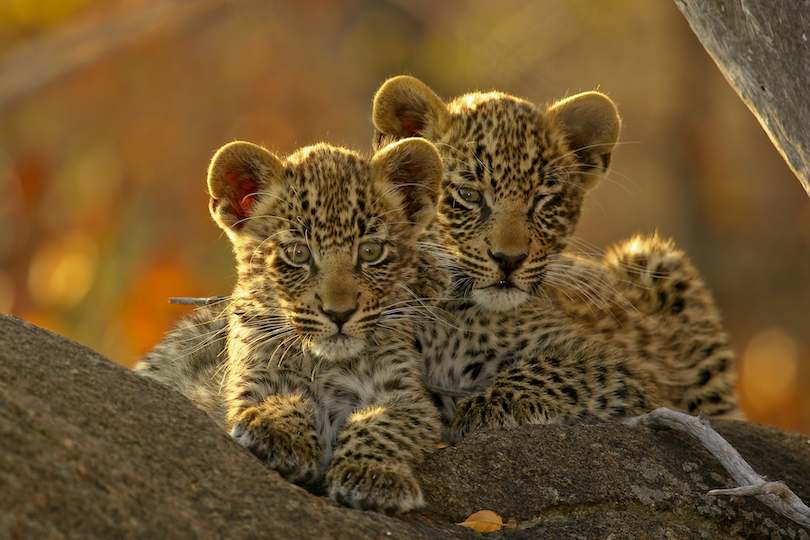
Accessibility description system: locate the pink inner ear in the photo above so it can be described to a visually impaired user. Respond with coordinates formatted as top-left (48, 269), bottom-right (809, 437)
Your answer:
top-left (399, 116), bottom-right (423, 138)
top-left (222, 171), bottom-right (259, 226)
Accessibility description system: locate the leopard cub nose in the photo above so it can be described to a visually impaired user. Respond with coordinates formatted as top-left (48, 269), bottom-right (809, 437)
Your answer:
top-left (322, 307), bottom-right (358, 330)
top-left (488, 250), bottom-right (527, 276)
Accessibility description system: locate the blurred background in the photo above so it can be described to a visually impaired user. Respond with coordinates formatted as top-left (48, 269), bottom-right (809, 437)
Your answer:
top-left (1, 0), bottom-right (808, 433)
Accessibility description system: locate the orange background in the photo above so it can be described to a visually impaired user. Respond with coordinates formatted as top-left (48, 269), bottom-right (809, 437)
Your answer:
top-left (1, 0), bottom-right (808, 433)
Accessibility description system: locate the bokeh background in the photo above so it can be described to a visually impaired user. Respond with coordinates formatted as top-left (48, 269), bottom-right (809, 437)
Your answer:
top-left (1, 0), bottom-right (808, 433)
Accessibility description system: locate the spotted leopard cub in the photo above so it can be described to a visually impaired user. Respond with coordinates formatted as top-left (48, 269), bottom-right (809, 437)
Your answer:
top-left (135, 138), bottom-right (445, 513)
top-left (372, 76), bottom-right (741, 442)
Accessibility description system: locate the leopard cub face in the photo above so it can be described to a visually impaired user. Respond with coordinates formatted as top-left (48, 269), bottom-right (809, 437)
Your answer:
top-left (373, 76), bottom-right (621, 312)
top-left (208, 138), bottom-right (444, 361)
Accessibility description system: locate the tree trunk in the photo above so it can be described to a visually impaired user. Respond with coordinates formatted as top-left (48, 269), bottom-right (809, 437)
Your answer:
top-left (674, 0), bottom-right (810, 197)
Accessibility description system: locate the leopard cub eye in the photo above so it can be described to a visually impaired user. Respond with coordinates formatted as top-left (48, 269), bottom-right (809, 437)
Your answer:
top-left (457, 187), bottom-right (482, 204)
top-left (358, 241), bottom-right (383, 263)
top-left (284, 243), bottom-right (311, 265)
top-left (533, 193), bottom-right (550, 207)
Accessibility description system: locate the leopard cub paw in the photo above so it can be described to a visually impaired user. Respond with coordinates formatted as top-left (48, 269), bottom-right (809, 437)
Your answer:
top-left (230, 405), bottom-right (322, 485)
top-left (449, 392), bottom-right (518, 443)
top-left (326, 459), bottom-right (423, 514)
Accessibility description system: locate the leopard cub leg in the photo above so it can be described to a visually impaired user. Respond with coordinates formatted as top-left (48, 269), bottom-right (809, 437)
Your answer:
top-left (449, 343), bottom-right (660, 443)
top-left (230, 393), bottom-right (322, 485)
top-left (326, 397), bottom-right (439, 513)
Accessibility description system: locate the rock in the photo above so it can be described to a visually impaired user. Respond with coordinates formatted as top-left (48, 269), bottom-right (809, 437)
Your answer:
top-left (1, 313), bottom-right (808, 539)
top-left (419, 423), bottom-right (810, 539)
top-left (673, 0), bottom-right (810, 197)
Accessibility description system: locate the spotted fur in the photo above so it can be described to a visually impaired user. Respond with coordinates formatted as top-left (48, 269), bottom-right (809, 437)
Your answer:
top-left (135, 301), bottom-right (230, 427)
top-left (135, 138), bottom-right (446, 513)
top-left (372, 76), bottom-right (742, 442)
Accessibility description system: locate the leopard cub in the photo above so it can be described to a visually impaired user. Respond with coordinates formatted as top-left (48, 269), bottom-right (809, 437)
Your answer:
top-left (372, 76), bottom-right (742, 442)
top-left (135, 138), bottom-right (446, 513)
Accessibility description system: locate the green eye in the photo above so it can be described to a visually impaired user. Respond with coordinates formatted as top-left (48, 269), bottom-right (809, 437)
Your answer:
top-left (358, 241), bottom-right (383, 263)
top-left (284, 243), bottom-right (311, 265)
top-left (457, 187), bottom-right (482, 204)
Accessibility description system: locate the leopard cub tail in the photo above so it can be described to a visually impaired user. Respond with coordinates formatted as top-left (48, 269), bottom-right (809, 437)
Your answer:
top-left (604, 234), bottom-right (744, 420)
top-left (604, 235), bottom-right (698, 316)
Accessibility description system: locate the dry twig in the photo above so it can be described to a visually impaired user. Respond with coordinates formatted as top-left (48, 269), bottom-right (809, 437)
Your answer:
top-left (168, 296), bottom-right (228, 307)
top-left (625, 407), bottom-right (810, 529)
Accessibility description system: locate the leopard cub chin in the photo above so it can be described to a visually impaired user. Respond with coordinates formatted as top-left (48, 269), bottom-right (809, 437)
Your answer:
top-left (471, 287), bottom-right (531, 313)
top-left (307, 334), bottom-right (366, 361)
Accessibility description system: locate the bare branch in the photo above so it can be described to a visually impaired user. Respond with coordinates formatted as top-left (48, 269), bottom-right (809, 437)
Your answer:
top-left (710, 481), bottom-right (801, 500)
top-left (625, 407), bottom-right (810, 529)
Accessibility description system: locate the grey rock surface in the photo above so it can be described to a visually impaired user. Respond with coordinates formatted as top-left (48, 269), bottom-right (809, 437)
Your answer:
top-left (419, 421), bottom-right (810, 538)
top-left (1, 313), bottom-right (809, 539)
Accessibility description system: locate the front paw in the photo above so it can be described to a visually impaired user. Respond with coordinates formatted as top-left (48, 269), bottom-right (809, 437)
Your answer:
top-left (326, 459), bottom-right (423, 514)
top-left (230, 405), bottom-right (322, 484)
top-left (449, 392), bottom-right (517, 443)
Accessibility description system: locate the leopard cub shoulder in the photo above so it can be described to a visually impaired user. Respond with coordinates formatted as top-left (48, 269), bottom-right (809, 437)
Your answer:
top-left (135, 137), bottom-right (446, 513)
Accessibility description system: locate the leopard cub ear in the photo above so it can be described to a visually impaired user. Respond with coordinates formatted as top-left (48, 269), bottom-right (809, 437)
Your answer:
top-left (545, 91), bottom-right (621, 176)
top-left (372, 76), bottom-right (451, 150)
top-left (207, 141), bottom-right (285, 233)
top-left (372, 137), bottom-right (443, 229)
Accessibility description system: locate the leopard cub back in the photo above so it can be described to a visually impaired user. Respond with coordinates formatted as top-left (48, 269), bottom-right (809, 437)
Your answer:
top-left (136, 137), bottom-right (446, 513)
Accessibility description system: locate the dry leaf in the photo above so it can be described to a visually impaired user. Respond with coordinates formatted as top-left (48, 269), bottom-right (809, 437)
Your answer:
top-left (457, 510), bottom-right (509, 533)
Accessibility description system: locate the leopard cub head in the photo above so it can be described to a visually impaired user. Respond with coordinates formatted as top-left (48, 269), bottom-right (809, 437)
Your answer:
top-left (373, 76), bottom-right (621, 312)
top-left (208, 138), bottom-right (443, 360)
